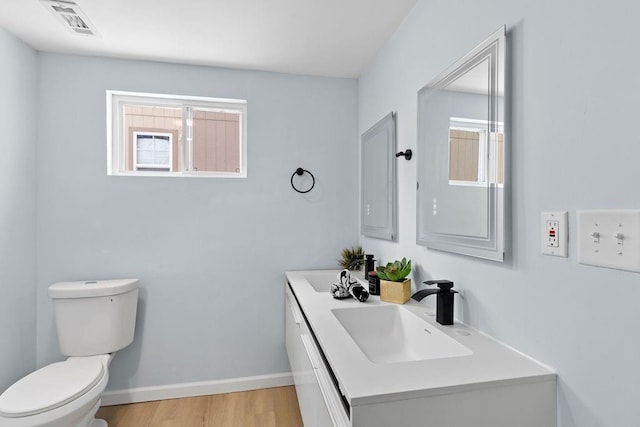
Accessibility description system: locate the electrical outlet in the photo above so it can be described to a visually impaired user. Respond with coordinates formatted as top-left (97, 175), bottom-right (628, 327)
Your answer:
top-left (546, 220), bottom-right (559, 247)
top-left (542, 212), bottom-right (568, 257)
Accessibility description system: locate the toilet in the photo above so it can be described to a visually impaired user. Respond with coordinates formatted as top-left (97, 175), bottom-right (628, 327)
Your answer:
top-left (0, 279), bottom-right (139, 427)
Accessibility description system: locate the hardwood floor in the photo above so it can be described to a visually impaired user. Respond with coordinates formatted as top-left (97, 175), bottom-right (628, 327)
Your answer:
top-left (96, 386), bottom-right (303, 427)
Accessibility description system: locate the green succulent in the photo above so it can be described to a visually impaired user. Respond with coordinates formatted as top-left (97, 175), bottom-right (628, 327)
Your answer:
top-left (376, 258), bottom-right (411, 282)
top-left (338, 246), bottom-right (365, 270)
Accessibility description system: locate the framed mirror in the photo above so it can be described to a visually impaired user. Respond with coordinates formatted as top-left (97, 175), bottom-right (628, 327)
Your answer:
top-left (361, 112), bottom-right (397, 240)
top-left (416, 27), bottom-right (506, 261)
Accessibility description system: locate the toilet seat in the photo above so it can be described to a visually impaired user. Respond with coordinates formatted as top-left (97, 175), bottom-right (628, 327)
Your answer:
top-left (0, 356), bottom-right (105, 418)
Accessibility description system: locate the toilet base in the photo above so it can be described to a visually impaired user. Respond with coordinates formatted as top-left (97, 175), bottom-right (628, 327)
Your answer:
top-left (78, 400), bottom-right (107, 427)
top-left (0, 358), bottom-right (110, 427)
top-left (0, 398), bottom-right (105, 427)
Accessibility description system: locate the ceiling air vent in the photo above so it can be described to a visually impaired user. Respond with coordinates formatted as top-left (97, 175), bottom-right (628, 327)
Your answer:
top-left (40, 0), bottom-right (97, 36)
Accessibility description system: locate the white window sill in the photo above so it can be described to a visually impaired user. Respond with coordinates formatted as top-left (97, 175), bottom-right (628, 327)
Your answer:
top-left (109, 171), bottom-right (246, 179)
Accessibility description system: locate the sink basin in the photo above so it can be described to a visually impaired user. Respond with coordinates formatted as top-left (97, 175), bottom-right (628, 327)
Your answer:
top-left (331, 305), bottom-right (472, 364)
top-left (302, 270), bottom-right (365, 292)
top-left (302, 271), bottom-right (338, 292)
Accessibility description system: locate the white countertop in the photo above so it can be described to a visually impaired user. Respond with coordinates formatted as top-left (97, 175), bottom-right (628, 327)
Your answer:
top-left (286, 269), bottom-right (556, 407)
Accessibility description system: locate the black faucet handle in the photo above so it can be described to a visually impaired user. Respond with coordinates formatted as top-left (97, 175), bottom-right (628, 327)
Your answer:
top-left (424, 280), bottom-right (454, 291)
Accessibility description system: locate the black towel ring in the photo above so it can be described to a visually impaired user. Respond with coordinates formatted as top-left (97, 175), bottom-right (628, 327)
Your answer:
top-left (290, 168), bottom-right (315, 194)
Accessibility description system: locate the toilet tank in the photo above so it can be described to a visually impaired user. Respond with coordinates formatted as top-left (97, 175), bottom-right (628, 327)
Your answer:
top-left (48, 279), bottom-right (140, 357)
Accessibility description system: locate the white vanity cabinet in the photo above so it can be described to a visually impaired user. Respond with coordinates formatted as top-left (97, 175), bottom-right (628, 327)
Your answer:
top-left (285, 270), bottom-right (557, 427)
top-left (285, 285), bottom-right (350, 427)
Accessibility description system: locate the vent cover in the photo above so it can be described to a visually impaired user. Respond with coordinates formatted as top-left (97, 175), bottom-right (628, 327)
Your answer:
top-left (40, 0), bottom-right (97, 36)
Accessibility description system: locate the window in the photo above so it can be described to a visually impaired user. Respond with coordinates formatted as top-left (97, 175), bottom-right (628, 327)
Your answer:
top-left (448, 117), bottom-right (503, 186)
top-left (134, 132), bottom-right (173, 171)
top-left (107, 91), bottom-right (247, 177)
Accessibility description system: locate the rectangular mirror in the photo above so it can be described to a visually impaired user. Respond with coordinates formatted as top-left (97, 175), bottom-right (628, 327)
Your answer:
top-left (417, 27), bottom-right (506, 261)
top-left (361, 112), bottom-right (397, 240)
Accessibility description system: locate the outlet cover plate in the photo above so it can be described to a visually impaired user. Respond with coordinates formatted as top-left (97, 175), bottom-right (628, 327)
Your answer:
top-left (577, 209), bottom-right (640, 272)
top-left (541, 211), bottom-right (568, 257)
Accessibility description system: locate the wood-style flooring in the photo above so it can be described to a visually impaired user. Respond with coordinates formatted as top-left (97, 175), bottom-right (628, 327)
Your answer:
top-left (96, 386), bottom-right (303, 427)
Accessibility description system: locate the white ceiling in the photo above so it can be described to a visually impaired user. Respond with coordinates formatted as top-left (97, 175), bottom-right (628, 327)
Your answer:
top-left (0, 0), bottom-right (417, 78)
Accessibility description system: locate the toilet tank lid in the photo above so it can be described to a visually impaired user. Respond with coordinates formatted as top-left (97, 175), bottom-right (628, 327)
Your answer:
top-left (49, 278), bottom-right (139, 299)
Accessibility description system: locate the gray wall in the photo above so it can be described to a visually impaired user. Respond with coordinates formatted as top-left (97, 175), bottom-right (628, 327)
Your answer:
top-left (359, 1), bottom-right (640, 426)
top-left (0, 29), bottom-right (38, 392)
top-left (35, 54), bottom-right (359, 390)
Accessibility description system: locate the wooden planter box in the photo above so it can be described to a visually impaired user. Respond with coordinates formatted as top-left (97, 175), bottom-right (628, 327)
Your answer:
top-left (380, 279), bottom-right (411, 304)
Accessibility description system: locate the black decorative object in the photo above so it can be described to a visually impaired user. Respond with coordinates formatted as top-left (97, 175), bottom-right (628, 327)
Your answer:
top-left (364, 254), bottom-right (375, 279)
top-left (290, 168), bottom-right (315, 193)
top-left (395, 149), bottom-right (412, 160)
top-left (331, 270), bottom-right (369, 302)
top-left (368, 272), bottom-right (380, 296)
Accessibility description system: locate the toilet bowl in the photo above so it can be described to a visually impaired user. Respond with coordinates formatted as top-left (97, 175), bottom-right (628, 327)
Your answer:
top-left (0, 279), bottom-right (139, 427)
top-left (0, 355), bottom-right (111, 427)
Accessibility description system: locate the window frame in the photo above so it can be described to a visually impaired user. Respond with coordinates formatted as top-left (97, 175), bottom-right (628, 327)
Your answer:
top-left (107, 90), bottom-right (247, 178)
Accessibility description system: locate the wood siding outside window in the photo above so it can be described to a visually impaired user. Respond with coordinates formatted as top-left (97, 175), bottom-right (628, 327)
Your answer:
top-left (192, 111), bottom-right (240, 173)
top-left (449, 129), bottom-right (480, 182)
top-left (123, 106), bottom-right (240, 173)
top-left (449, 129), bottom-right (504, 184)
top-left (124, 106), bottom-right (182, 172)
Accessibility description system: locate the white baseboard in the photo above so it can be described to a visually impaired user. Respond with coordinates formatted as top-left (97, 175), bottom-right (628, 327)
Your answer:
top-left (101, 372), bottom-right (294, 406)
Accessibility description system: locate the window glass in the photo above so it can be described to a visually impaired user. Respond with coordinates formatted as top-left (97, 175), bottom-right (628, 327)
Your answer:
top-left (134, 132), bottom-right (172, 171)
top-left (108, 91), bottom-right (247, 177)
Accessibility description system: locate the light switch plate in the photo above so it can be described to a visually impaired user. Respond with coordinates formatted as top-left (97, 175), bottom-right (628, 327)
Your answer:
top-left (541, 211), bottom-right (568, 257)
top-left (577, 209), bottom-right (640, 272)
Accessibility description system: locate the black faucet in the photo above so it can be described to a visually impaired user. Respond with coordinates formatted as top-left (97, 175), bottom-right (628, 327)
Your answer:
top-left (411, 280), bottom-right (457, 325)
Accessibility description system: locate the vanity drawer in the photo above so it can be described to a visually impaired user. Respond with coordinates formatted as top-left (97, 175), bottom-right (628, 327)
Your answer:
top-left (285, 284), bottom-right (349, 427)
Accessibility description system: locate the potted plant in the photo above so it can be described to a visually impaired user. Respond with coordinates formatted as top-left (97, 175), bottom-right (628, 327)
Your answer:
top-left (377, 258), bottom-right (412, 304)
top-left (338, 246), bottom-right (365, 270)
